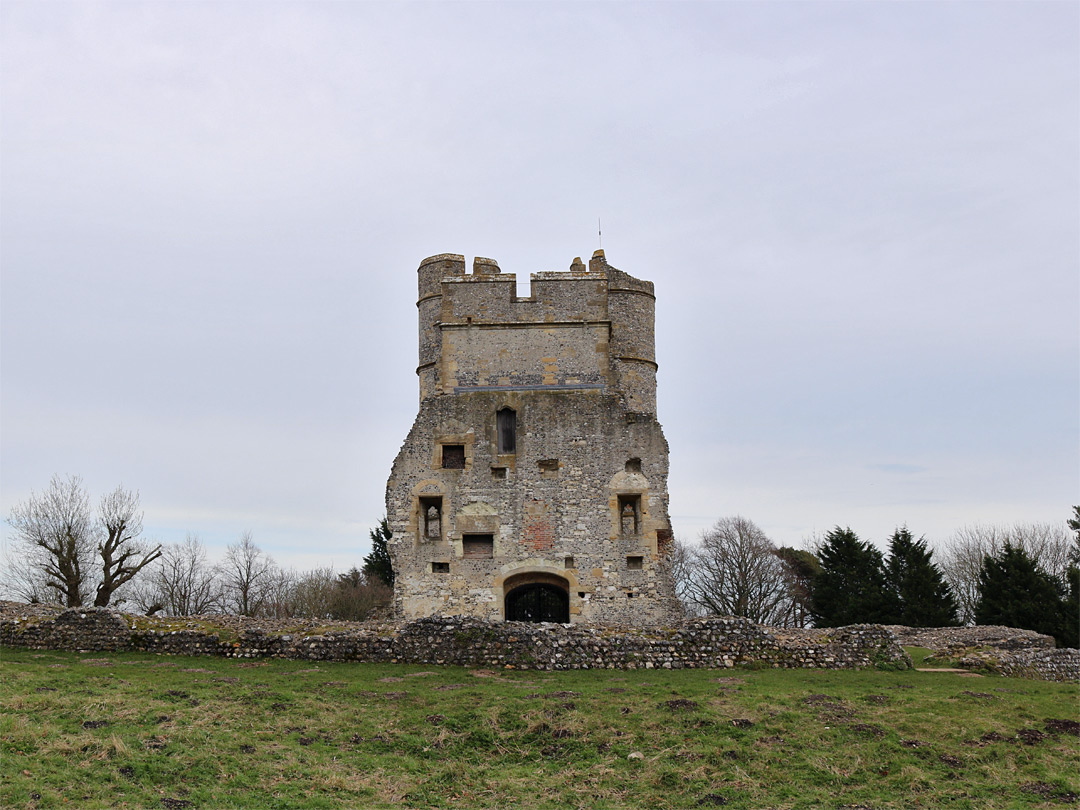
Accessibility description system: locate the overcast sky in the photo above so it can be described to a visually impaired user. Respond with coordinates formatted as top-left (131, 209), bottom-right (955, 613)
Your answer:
top-left (2, 1), bottom-right (1077, 575)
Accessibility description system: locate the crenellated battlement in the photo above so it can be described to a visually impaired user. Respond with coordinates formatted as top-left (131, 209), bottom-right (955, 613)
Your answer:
top-left (415, 250), bottom-right (657, 413)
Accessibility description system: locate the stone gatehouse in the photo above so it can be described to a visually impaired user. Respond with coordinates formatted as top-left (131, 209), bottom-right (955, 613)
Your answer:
top-left (385, 250), bottom-right (682, 626)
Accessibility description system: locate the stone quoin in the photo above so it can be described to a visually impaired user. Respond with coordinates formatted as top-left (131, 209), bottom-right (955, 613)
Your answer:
top-left (385, 250), bottom-right (682, 625)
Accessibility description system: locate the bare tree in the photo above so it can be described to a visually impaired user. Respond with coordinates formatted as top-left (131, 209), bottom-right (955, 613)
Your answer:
top-left (93, 486), bottom-right (161, 607)
top-left (668, 538), bottom-right (706, 618)
top-left (289, 566), bottom-right (338, 619)
top-left (141, 534), bottom-right (221, 616)
top-left (6, 475), bottom-right (95, 607)
top-left (940, 521), bottom-right (1073, 625)
top-left (329, 567), bottom-right (391, 621)
top-left (261, 566), bottom-right (298, 619)
top-left (774, 546), bottom-right (820, 628)
top-left (1, 537), bottom-right (60, 605)
top-left (219, 531), bottom-right (277, 617)
top-left (682, 516), bottom-right (791, 625)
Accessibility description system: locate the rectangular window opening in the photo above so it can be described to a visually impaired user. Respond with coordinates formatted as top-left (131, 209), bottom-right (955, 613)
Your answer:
top-left (497, 408), bottom-right (516, 454)
top-left (442, 444), bottom-right (465, 469)
top-left (432, 562), bottom-right (450, 573)
top-left (564, 556), bottom-right (575, 569)
top-left (627, 555), bottom-right (644, 570)
top-left (420, 496), bottom-right (442, 541)
top-left (618, 495), bottom-right (641, 536)
top-left (491, 466), bottom-right (507, 480)
top-left (462, 534), bottom-right (494, 559)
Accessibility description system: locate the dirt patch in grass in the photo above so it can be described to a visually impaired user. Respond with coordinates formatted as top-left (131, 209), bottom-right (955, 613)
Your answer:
top-left (1045, 718), bottom-right (1080, 736)
top-left (661, 699), bottom-right (699, 711)
top-left (1015, 728), bottom-right (1047, 745)
top-left (696, 793), bottom-right (728, 806)
top-left (964, 731), bottom-right (1008, 747)
top-left (899, 739), bottom-right (928, 748)
top-left (848, 723), bottom-right (886, 738)
top-left (82, 720), bottom-right (110, 729)
top-left (802, 694), bottom-right (854, 721)
top-left (959, 691), bottom-right (995, 699)
top-left (80, 658), bottom-right (113, 667)
top-left (1019, 782), bottom-right (1079, 803)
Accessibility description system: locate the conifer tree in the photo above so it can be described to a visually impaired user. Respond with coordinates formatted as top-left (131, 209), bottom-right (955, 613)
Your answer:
top-left (1058, 506), bottom-right (1079, 647)
top-left (974, 543), bottom-right (1064, 642)
top-left (362, 516), bottom-right (394, 588)
top-left (884, 527), bottom-right (959, 627)
top-left (809, 527), bottom-right (897, 627)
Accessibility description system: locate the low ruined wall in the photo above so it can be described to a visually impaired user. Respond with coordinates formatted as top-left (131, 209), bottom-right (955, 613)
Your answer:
top-left (886, 624), bottom-right (1057, 652)
top-left (0, 603), bottom-right (908, 672)
top-left (885, 624), bottom-right (1077, 683)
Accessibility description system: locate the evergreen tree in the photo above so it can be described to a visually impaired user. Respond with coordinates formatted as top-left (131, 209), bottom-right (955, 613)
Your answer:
top-left (885, 527), bottom-right (959, 626)
top-left (362, 516), bottom-right (394, 588)
top-left (774, 547), bottom-right (821, 627)
top-left (809, 527), bottom-right (898, 627)
top-left (974, 543), bottom-right (1064, 642)
top-left (1061, 562), bottom-right (1079, 649)
top-left (1058, 506), bottom-right (1079, 647)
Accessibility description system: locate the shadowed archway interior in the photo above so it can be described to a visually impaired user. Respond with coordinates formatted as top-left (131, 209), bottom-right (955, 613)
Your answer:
top-left (503, 573), bottom-right (570, 623)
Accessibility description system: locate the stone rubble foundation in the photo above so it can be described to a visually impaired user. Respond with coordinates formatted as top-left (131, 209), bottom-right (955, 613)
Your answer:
top-left (2, 602), bottom-right (907, 672)
top-left (3, 602), bottom-right (1074, 681)
top-left (887, 624), bottom-right (1078, 683)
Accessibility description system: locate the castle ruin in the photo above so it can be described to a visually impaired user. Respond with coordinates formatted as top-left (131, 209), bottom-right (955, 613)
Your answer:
top-left (384, 250), bottom-right (682, 626)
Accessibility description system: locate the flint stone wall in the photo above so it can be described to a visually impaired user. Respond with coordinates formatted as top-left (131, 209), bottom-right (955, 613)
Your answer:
top-left (1, 604), bottom-right (908, 672)
top-left (887, 624), bottom-right (1077, 683)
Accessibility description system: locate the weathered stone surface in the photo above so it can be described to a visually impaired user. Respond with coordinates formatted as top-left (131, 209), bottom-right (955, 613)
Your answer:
top-left (0, 602), bottom-right (912, 673)
top-left (887, 624), bottom-right (1078, 683)
top-left (387, 250), bottom-right (681, 626)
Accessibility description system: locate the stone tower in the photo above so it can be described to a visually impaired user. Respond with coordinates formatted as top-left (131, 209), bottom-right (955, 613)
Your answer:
top-left (384, 250), bottom-right (681, 626)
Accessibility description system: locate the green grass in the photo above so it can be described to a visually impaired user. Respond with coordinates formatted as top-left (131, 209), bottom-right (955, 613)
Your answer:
top-left (905, 645), bottom-right (944, 667)
top-left (2, 646), bottom-right (1077, 809)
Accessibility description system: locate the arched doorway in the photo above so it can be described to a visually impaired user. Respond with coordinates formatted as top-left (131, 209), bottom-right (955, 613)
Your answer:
top-left (503, 572), bottom-right (570, 623)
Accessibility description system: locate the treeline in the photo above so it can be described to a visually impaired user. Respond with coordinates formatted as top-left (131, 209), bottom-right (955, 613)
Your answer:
top-left (4, 475), bottom-right (394, 621)
top-left (673, 511), bottom-right (1079, 648)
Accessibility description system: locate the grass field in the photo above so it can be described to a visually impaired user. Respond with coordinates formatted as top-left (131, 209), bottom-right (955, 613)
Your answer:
top-left (1, 645), bottom-right (1076, 809)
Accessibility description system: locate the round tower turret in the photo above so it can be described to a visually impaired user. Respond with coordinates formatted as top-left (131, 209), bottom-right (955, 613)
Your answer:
top-left (417, 254), bottom-right (465, 401)
top-left (605, 255), bottom-right (658, 414)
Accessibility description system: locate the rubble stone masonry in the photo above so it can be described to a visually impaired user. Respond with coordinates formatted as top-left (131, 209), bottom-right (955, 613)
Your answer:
top-left (386, 250), bottom-right (682, 625)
